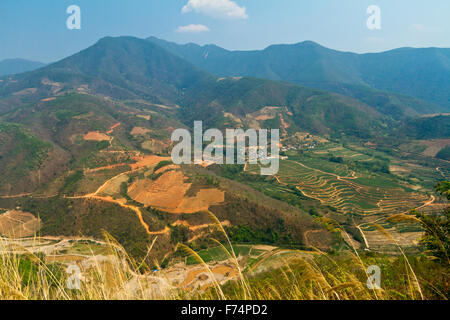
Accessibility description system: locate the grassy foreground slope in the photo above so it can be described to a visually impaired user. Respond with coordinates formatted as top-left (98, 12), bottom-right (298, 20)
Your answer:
top-left (0, 211), bottom-right (448, 300)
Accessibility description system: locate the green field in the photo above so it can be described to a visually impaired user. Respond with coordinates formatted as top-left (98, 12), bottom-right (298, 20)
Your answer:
top-left (247, 145), bottom-right (436, 217)
top-left (186, 245), bottom-right (265, 266)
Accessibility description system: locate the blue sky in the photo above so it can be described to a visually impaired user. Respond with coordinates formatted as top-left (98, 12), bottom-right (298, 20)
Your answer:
top-left (0, 0), bottom-right (449, 62)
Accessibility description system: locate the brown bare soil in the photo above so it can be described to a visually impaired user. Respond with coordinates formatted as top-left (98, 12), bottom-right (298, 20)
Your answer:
top-left (155, 164), bottom-right (179, 175)
top-left (128, 170), bottom-right (191, 211)
top-left (65, 154), bottom-right (172, 236)
top-left (248, 106), bottom-right (281, 121)
top-left (223, 112), bottom-right (243, 125)
top-left (41, 97), bottom-right (56, 102)
top-left (341, 231), bottom-right (362, 250)
top-left (420, 139), bottom-right (450, 157)
top-left (420, 113), bottom-right (450, 118)
top-left (131, 127), bottom-right (152, 136)
top-left (106, 123), bottom-right (121, 134)
top-left (179, 263), bottom-right (238, 289)
top-left (141, 139), bottom-right (169, 153)
top-left (13, 88), bottom-right (37, 96)
top-left (172, 220), bottom-right (230, 232)
top-left (253, 245), bottom-right (277, 251)
top-left (84, 163), bottom-right (128, 174)
top-left (152, 103), bottom-right (172, 110)
top-left (128, 170), bottom-right (225, 214)
top-left (45, 255), bottom-right (88, 263)
top-left (98, 174), bottom-right (130, 197)
top-left (129, 155), bottom-right (171, 171)
top-left (254, 114), bottom-right (276, 121)
top-left (0, 210), bottom-right (41, 238)
top-left (137, 115), bottom-right (151, 120)
top-left (174, 189), bottom-right (225, 214)
top-left (212, 265), bottom-right (238, 278)
top-left (83, 131), bottom-right (111, 142)
top-left (389, 165), bottom-right (410, 173)
top-left (304, 230), bottom-right (334, 250)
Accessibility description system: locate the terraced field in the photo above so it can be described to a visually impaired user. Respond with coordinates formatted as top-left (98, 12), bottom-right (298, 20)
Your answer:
top-left (248, 158), bottom-right (430, 216)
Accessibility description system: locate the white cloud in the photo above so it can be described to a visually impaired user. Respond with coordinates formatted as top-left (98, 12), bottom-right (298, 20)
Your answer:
top-left (175, 24), bottom-right (210, 33)
top-left (182, 0), bottom-right (248, 20)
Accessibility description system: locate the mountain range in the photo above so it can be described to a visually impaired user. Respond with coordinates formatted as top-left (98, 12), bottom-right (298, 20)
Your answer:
top-left (0, 35), bottom-right (448, 196)
top-left (1, 36), bottom-right (448, 138)
top-left (148, 36), bottom-right (450, 112)
top-left (0, 35), bottom-right (448, 261)
top-left (0, 37), bottom-right (385, 137)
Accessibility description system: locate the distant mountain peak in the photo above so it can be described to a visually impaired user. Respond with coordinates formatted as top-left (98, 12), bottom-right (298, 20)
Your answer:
top-left (0, 36), bottom-right (213, 105)
top-left (147, 36), bottom-right (450, 110)
top-left (0, 58), bottom-right (45, 77)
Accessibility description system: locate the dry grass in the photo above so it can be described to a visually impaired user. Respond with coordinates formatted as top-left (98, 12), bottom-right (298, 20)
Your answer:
top-left (0, 212), bottom-right (446, 300)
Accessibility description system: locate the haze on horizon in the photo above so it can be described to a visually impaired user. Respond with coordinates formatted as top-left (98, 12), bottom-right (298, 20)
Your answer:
top-left (0, 0), bottom-right (449, 63)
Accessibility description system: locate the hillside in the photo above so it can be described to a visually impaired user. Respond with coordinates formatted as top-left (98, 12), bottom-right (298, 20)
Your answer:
top-left (0, 36), bottom-right (391, 139)
top-left (401, 114), bottom-right (450, 139)
top-left (180, 77), bottom-right (385, 138)
top-left (0, 94), bottom-right (332, 263)
top-left (0, 37), bottom-right (213, 111)
top-left (148, 37), bottom-right (450, 114)
top-left (0, 35), bottom-right (447, 265)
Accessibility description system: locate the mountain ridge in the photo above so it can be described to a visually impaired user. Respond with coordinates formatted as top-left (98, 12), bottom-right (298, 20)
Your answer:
top-left (0, 36), bottom-right (389, 139)
top-left (0, 58), bottom-right (45, 77)
top-left (147, 36), bottom-right (450, 111)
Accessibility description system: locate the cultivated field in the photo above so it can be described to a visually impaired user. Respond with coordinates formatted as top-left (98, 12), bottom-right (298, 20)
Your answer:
top-left (249, 158), bottom-right (430, 216)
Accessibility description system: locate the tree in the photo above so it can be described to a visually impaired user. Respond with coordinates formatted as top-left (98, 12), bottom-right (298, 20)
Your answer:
top-left (435, 181), bottom-right (450, 201)
top-left (170, 225), bottom-right (189, 244)
top-left (415, 181), bottom-right (449, 265)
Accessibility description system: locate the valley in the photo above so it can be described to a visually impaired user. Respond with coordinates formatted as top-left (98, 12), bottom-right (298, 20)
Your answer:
top-left (0, 35), bottom-right (448, 300)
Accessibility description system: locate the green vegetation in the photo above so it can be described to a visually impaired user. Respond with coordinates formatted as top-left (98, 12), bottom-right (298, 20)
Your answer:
top-left (153, 160), bottom-right (172, 172)
top-left (13, 197), bottom-right (153, 261)
top-left (185, 245), bottom-right (260, 265)
top-left (170, 225), bottom-right (189, 245)
top-left (435, 181), bottom-right (450, 200)
top-left (0, 35), bottom-right (448, 301)
top-left (96, 140), bottom-right (110, 151)
top-left (150, 36), bottom-right (450, 113)
top-left (16, 254), bottom-right (64, 288)
top-left (225, 221), bottom-right (299, 247)
top-left (61, 170), bottom-right (84, 194)
top-left (1, 235), bottom-right (447, 300)
top-left (0, 122), bottom-right (51, 172)
top-left (220, 253), bottom-right (449, 300)
top-left (436, 146), bottom-right (450, 161)
top-left (403, 115), bottom-right (450, 139)
top-left (414, 182), bottom-right (449, 265)
top-left (0, 122), bottom-right (52, 193)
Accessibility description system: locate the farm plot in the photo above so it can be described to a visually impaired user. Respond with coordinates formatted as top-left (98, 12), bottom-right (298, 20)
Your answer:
top-left (267, 159), bottom-right (430, 216)
top-left (128, 169), bottom-right (225, 214)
